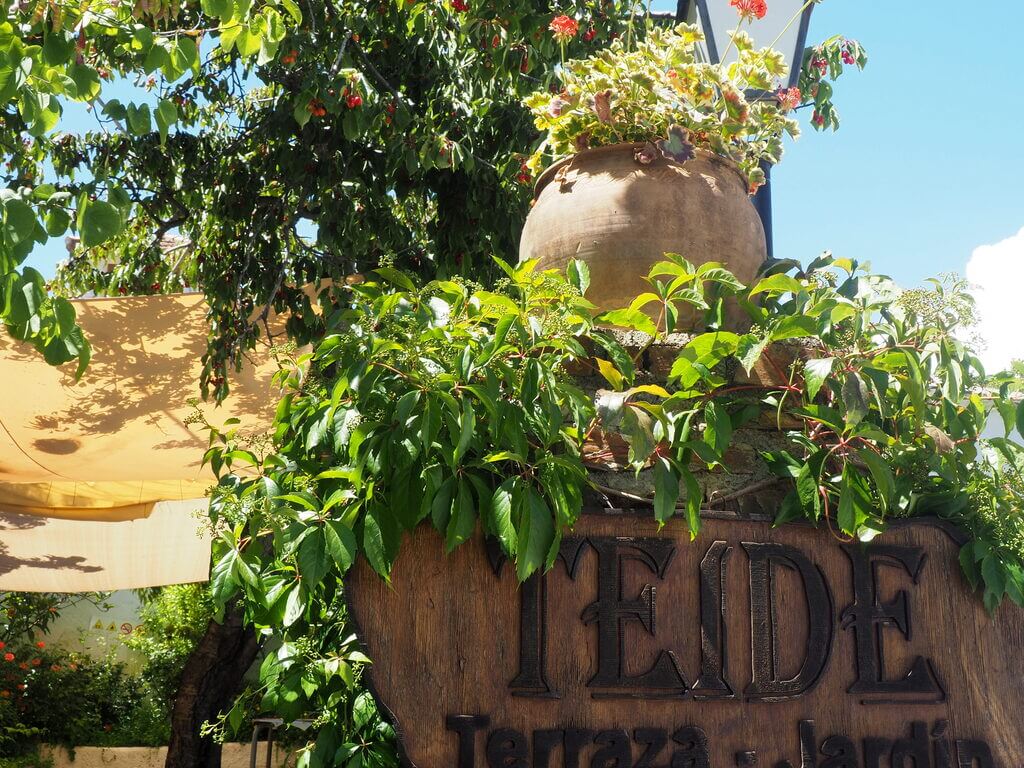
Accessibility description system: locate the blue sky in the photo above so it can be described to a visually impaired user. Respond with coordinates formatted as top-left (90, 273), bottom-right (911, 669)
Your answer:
top-left (28, 1), bottom-right (1024, 367)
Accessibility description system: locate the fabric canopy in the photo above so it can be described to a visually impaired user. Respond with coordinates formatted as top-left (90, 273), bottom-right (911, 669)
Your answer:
top-left (0, 501), bottom-right (213, 591)
top-left (0, 293), bottom-right (280, 590)
top-left (0, 293), bottom-right (279, 516)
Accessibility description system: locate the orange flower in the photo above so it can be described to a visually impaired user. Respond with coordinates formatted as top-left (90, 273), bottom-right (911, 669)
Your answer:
top-left (549, 14), bottom-right (579, 43)
top-left (35, 641), bottom-right (45, 649)
top-left (2, 653), bottom-right (13, 662)
top-left (730, 0), bottom-right (767, 20)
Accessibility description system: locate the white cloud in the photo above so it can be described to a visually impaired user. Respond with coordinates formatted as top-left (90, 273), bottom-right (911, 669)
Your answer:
top-left (966, 226), bottom-right (1024, 374)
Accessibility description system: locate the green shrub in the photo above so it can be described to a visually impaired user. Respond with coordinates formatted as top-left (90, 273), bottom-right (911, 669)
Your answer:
top-left (124, 585), bottom-right (214, 709)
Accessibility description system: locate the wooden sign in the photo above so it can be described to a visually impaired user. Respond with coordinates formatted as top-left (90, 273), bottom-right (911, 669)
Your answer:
top-left (347, 512), bottom-right (1024, 767)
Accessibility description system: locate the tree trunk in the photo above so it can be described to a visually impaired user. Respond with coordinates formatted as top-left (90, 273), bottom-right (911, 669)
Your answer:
top-left (166, 601), bottom-right (262, 768)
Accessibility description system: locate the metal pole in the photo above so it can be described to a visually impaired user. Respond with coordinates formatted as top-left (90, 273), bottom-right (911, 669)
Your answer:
top-left (752, 160), bottom-right (774, 259)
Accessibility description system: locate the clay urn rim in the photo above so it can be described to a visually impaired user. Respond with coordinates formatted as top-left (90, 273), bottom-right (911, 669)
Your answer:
top-left (532, 141), bottom-right (750, 200)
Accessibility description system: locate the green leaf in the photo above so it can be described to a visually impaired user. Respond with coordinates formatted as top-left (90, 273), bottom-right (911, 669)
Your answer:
top-left (803, 357), bottom-right (834, 402)
top-left (770, 314), bottom-right (819, 341)
top-left (981, 555), bottom-right (1006, 603)
top-left (283, 582), bottom-right (305, 626)
top-left (1015, 400), bottom-right (1024, 440)
top-left (3, 198), bottom-right (36, 244)
top-left (155, 99), bottom-right (178, 146)
top-left (842, 372), bottom-right (869, 426)
top-left (362, 508), bottom-right (390, 579)
top-left (857, 448), bottom-right (895, 512)
top-left (324, 520), bottom-right (357, 573)
top-left (44, 207), bottom-right (70, 237)
top-left (959, 543), bottom-right (980, 592)
top-left (78, 200), bottom-right (122, 248)
top-left (750, 273), bottom-right (804, 296)
top-left (653, 456), bottom-right (679, 524)
top-left (796, 450), bottom-right (826, 519)
top-left (201, 0), bottom-right (232, 16)
top-left (488, 478), bottom-right (518, 555)
top-left (210, 550), bottom-right (239, 608)
top-left (596, 358), bottom-right (624, 391)
top-left (703, 401), bottom-right (732, 456)
top-left (682, 467), bottom-right (701, 538)
top-left (278, 0), bottom-right (303, 23)
top-left (566, 259), bottom-right (590, 296)
top-left (837, 465), bottom-right (873, 534)
top-left (453, 400), bottom-right (476, 464)
top-left (296, 528), bottom-right (330, 588)
top-left (445, 480), bottom-right (476, 552)
top-left (516, 488), bottom-right (554, 582)
top-left (373, 266), bottom-right (416, 291)
top-left (594, 308), bottom-right (658, 337)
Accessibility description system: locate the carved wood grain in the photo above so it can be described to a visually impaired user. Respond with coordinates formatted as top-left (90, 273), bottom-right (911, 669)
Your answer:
top-left (346, 512), bottom-right (1024, 767)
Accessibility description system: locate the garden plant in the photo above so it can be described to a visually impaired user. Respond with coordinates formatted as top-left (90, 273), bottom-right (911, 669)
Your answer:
top-left (1, 1), bottom-right (1022, 768)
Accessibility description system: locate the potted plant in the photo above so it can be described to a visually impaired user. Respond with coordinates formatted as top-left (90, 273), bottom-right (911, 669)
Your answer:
top-left (519, 9), bottom-right (865, 320)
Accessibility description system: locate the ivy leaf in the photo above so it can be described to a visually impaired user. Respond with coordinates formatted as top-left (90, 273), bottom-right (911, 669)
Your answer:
top-left (567, 258), bottom-right (590, 296)
top-left (653, 456), bottom-right (679, 524)
top-left (209, 549), bottom-right (239, 610)
top-left (857, 448), bottom-right (895, 512)
top-left (796, 450), bottom-right (826, 519)
top-left (296, 528), bottom-right (329, 587)
top-left (842, 371), bottom-right (869, 426)
top-left (703, 401), bottom-right (732, 457)
top-left (682, 466), bottom-right (701, 538)
top-left (750, 273), bottom-right (804, 296)
top-left (453, 401), bottom-right (476, 464)
top-left (516, 488), bottom-right (554, 582)
top-left (770, 314), bottom-right (819, 341)
top-left (657, 124), bottom-right (696, 163)
top-left (324, 520), bottom-right (357, 573)
top-left (361, 508), bottom-right (390, 580)
top-left (594, 308), bottom-right (658, 337)
top-left (445, 480), bottom-right (476, 552)
top-left (803, 357), bottom-right (834, 402)
top-left (78, 200), bottom-right (122, 248)
top-left (283, 582), bottom-right (305, 627)
top-left (595, 358), bottom-right (624, 391)
top-left (488, 478), bottom-right (518, 555)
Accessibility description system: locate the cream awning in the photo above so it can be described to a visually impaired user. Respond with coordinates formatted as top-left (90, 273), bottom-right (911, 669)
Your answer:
top-left (0, 501), bottom-right (213, 591)
top-left (0, 293), bottom-right (279, 590)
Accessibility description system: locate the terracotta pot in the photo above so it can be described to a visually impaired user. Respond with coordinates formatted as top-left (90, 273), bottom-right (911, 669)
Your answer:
top-left (519, 143), bottom-right (766, 329)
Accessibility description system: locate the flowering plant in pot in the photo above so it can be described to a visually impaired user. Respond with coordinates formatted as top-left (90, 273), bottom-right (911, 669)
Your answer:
top-left (525, 9), bottom-right (865, 192)
top-left (518, 4), bottom-right (866, 318)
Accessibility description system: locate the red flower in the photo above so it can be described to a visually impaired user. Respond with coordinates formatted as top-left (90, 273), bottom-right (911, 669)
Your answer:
top-left (0, 690), bottom-right (9, 698)
top-left (16, 684), bottom-right (25, 691)
top-left (346, 92), bottom-right (363, 108)
top-left (0, 642), bottom-right (5, 650)
top-left (776, 86), bottom-right (801, 112)
top-left (730, 0), bottom-right (767, 20)
top-left (35, 642), bottom-right (44, 649)
top-left (3, 653), bottom-right (13, 662)
top-left (50, 665), bottom-right (61, 672)
top-left (549, 14), bottom-right (579, 43)
top-left (450, 0), bottom-right (468, 11)
top-left (31, 658), bottom-right (41, 667)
